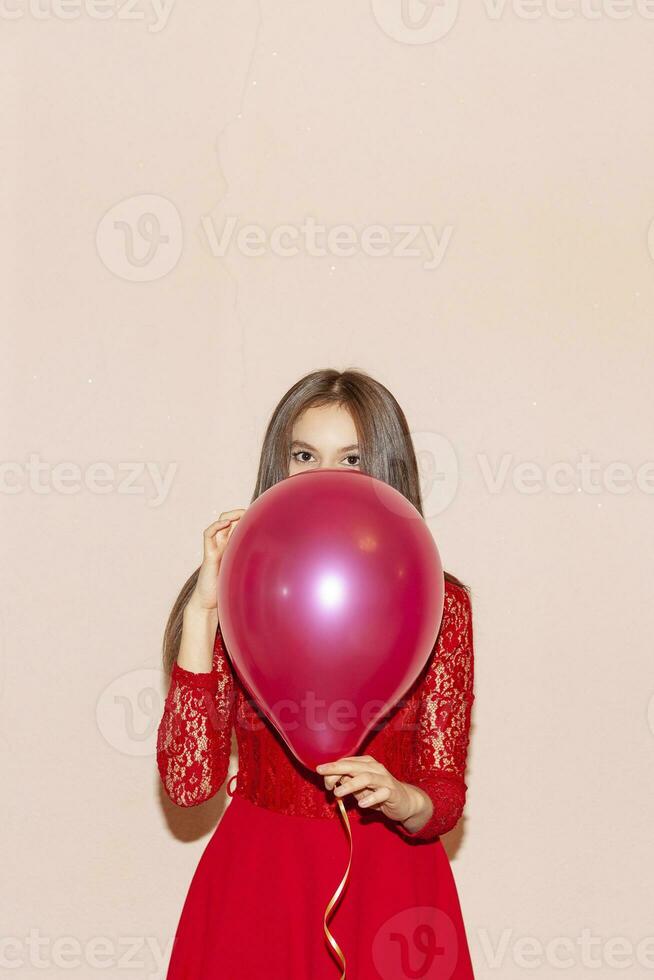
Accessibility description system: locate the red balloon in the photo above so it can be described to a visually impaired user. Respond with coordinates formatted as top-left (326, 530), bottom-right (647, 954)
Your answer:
top-left (216, 468), bottom-right (445, 771)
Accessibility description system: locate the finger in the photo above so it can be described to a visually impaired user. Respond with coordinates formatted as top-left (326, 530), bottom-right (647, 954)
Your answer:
top-left (332, 772), bottom-right (376, 797)
top-left (316, 758), bottom-right (382, 778)
top-left (203, 513), bottom-right (242, 537)
top-left (316, 759), bottom-right (364, 774)
top-left (226, 520), bottom-right (241, 543)
top-left (357, 786), bottom-right (391, 808)
top-left (203, 519), bottom-right (233, 536)
top-left (203, 520), bottom-right (232, 552)
top-left (323, 773), bottom-right (353, 792)
top-left (204, 514), bottom-right (243, 548)
top-left (202, 522), bottom-right (233, 558)
top-left (318, 764), bottom-right (359, 789)
top-left (318, 754), bottom-right (377, 767)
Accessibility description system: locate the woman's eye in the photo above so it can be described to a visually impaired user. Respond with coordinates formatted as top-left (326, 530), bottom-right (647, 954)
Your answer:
top-left (291, 450), bottom-right (359, 466)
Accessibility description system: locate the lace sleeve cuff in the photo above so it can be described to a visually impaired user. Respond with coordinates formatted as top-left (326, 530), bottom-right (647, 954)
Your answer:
top-left (394, 774), bottom-right (467, 842)
top-left (171, 659), bottom-right (219, 695)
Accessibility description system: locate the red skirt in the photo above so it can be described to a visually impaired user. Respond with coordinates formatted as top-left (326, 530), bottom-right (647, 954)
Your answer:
top-left (164, 788), bottom-right (475, 979)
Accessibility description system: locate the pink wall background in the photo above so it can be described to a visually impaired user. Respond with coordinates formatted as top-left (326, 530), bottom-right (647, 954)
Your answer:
top-left (3, 2), bottom-right (654, 977)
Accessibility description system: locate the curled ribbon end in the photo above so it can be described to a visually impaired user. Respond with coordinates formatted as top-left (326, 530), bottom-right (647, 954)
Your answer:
top-left (322, 797), bottom-right (353, 979)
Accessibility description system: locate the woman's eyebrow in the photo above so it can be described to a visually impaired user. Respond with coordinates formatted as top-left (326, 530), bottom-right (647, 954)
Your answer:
top-left (291, 440), bottom-right (359, 453)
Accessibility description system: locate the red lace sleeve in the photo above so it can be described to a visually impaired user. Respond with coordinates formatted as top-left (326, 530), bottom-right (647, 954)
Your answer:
top-left (156, 627), bottom-right (236, 807)
top-left (396, 585), bottom-right (475, 842)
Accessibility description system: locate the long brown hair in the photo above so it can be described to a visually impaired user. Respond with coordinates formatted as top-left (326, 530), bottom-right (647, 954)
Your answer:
top-left (162, 367), bottom-right (469, 675)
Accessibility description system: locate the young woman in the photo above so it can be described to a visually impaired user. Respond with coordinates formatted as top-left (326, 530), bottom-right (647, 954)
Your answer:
top-left (157, 367), bottom-right (476, 979)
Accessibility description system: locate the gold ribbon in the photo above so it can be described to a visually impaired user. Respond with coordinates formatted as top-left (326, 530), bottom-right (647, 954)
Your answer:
top-left (323, 796), bottom-right (353, 978)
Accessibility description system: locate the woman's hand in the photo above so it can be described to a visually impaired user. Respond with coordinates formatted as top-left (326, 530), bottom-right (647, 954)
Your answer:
top-left (178, 510), bottom-right (246, 673)
top-left (189, 510), bottom-right (246, 614)
top-left (316, 754), bottom-right (425, 828)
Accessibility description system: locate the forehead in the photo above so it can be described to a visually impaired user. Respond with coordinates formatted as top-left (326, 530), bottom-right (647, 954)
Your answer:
top-left (291, 403), bottom-right (359, 447)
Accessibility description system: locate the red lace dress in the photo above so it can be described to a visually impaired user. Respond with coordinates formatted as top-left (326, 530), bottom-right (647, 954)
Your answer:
top-left (157, 580), bottom-right (476, 979)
